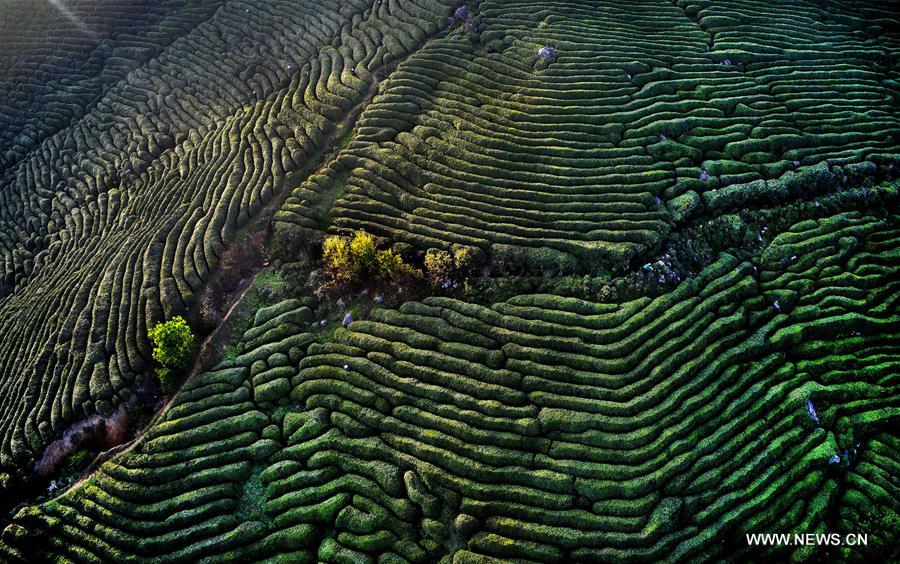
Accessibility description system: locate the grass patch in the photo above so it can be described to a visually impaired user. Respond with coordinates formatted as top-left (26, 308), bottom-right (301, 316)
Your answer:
top-left (221, 344), bottom-right (240, 362)
top-left (244, 268), bottom-right (288, 311)
top-left (333, 123), bottom-right (354, 151)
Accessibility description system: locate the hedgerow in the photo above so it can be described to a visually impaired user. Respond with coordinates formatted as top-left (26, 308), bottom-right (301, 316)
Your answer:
top-left (0, 0), bottom-right (459, 487)
top-left (275, 0), bottom-right (900, 275)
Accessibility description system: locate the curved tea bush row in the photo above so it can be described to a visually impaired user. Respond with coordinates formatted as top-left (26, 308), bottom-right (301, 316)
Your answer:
top-left (275, 0), bottom-right (899, 270)
top-left (0, 0), bottom-right (456, 485)
top-left (835, 432), bottom-right (899, 559)
top-left (4, 210), bottom-right (897, 562)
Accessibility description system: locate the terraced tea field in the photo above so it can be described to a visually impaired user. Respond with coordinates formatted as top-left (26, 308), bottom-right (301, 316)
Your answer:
top-left (0, 0), bottom-right (455, 484)
top-left (1, 0), bottom-right (898, 562)
top-left (277, 0), bottom-right (900, 270)
top-left (2, 211), bottom-right (898, 561)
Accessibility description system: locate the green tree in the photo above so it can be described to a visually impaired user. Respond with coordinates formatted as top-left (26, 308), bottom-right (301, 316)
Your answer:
top-left (322, 235), bottom-right (352, 284)
top-left (424, 249), bottom-right (454, 286)
top-left (148, 316), bottom-right (195, 393)
top-left (348, 229), bottom-right (378, 273)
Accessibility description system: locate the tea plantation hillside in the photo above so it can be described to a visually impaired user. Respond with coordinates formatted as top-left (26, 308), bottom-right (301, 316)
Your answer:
top-left (0, 0), bottom-right (454, 489)
top-left (2, 210), bottom-right (898, 562)
top-left (277, 0), bottom-right (900, 270)
top-left (1, 0), bottom-right (899, 562)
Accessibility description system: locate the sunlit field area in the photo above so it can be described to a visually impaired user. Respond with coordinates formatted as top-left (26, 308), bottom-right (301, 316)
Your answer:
top-left (0, 1), bottom-right (898, 562)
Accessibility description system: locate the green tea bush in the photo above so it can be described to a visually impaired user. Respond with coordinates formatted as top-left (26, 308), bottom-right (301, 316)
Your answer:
top-left (4, 0), bottom-right (900, 562)
top-left (7, 210), bottom-right (900, 562)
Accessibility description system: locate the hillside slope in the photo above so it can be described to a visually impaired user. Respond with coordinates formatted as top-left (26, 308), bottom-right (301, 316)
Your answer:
top-left (278, 0), bottom-right (900, 269)
top-left (0, 0), bottom-right (898, 562)
top-left (2, 211), bottom-right (898, 561)
top-left (0, 0), bottom-right (454, 486)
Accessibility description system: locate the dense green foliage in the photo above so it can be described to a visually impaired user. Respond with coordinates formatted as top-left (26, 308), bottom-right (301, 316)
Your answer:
top-left (0, 0), bottom-right (457, 486)
top-left (148, 317), bottom-right (196, 393)
top-left (277, 0), bottom-right (900, 274)
top-left (424, 245), bottom-right (478, 287)
top-left (148, 317), bottom-right (195, 371)
top-left (322, 230), bottom-right (418, 288)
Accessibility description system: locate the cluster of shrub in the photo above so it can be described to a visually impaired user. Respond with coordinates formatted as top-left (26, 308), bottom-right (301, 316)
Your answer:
top-left (319, 230), bottom-right (480, 292)
top-left (148, 182), bottom-right (899, 397)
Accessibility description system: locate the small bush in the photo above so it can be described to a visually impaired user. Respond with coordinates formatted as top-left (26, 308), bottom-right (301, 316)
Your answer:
top-left (148, 316), bottom-right (195, 393)
top-left (348, 230), bottom-right (378, 272)
top-left (155, 367), bottom-right (180, 395)
top-left (424, 249), bottom-right (454, 286)
top-left (61, 449), bottom-right (92, 478)
top-left (376, 248), bottom-right (415, 279)
top-left (323, 235), bottom-right (353, 285)
top-left (425, 244), bottom-right (478, 287)
top-left (453, 244), bottom-right (478, 273)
